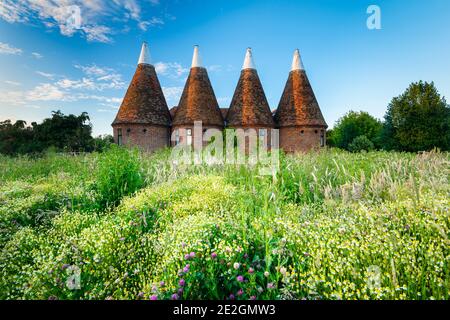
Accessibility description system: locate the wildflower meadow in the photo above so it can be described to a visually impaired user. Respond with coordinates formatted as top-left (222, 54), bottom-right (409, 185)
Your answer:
top-left (0, 147), bottom-right (448, 300)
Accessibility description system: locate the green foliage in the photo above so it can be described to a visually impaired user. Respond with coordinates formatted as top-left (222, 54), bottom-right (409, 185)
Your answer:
top-left (382, 81), bottom-right (450, 152)
top-left (92, 135), bottom-right (114, 152)
top-left (94, 145), bottom-right (143, 208)
top-left (348, 135), bottom-right (375, 153)
top-left (0, 150), bottom-right (449, 300)
top-left (328, 111), bottom-right (383, 150)
top-left (0, 111), bottom-right (96, 155)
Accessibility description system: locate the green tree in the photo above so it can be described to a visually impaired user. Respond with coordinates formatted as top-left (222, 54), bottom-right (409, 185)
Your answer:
top-left (0, 111), bottom-right (96, 155)
top-left (348, 135), bottom-right (374, 153)
top-left (33, 111), bottom-right (94, 152)
top-left (382, 81), bottom-right (450, 151)
top-left (328, 111), bottom-right (382, 150)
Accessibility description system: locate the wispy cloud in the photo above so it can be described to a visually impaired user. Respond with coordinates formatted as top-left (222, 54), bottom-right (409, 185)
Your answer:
top-left (155, 62), bottom-right (189, 79)
top-left (36, 71), bottom-right (56, 79)
top-left (0, 42), bottom-right (22, 55)
top-left (75, 64), bottom-right (111, 76)
top-left (138, 17), bottom-right (164, 31)
top-left (27, 83), bottom-right (68, 101)
top-left (163, 86), bottom-right (184, 106)
top-left (0, 0), bottom-right (172, 43)
top-left (31, 52), bottom-right (43, 59)
top-left (4, 80), bottom-right (21, 86)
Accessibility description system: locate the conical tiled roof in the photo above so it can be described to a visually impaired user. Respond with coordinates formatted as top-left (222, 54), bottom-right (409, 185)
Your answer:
top-left (226, 48), bottom-right (275, 128)
top-left (274, 50), bottom-right (327, 127)
top-left (112, 42), bottom-right (171, 126)
top-left (172, 46), bottom-right (224, 127)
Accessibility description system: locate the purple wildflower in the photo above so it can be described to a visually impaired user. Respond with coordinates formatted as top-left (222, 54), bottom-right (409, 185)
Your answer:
top-left (237, 289), bottom-right (243, 296)
top-left (137, 292), bottom-right (144, 298)
top-left (211, 252), bottom-right (218, 259)
top-left (183, 265), bottom-right (190, 273)
top-left (184, 254), bottom-right (190, 260)
top-left (250, 296), bottom-right (256, 300)
top-left (150, 295), bottom-right (158, 300)
top-left (229, 294), bottom-right (235, 300)
top-left (267, 282), bottom-right (275, 289)
top-left (160, 281), bottom-right (165, 287)
top-left (248, 267), bottom-right (254, 274)
top-left (171, 293), bottom-right (179, 300)
top-left (190, 252), bottom-right (196, 258)
top-left (237, 275), bottom-right (244, 282)
top-left (178, 288), bottom-right (184, 295)
top-left (179, 279), bottom-right (186, 287)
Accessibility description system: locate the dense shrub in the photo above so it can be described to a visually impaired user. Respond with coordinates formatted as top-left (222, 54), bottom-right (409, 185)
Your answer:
top-left (327, 111), bottom-right (382, 150)
top-left (348, 135), bottom-right (375, 153)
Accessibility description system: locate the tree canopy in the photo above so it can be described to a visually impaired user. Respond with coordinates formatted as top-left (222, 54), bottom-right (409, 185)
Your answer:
top-left (327, 111), bottom-right (383, 151)
top-left (382, 81), bottom-right (450, 152)
top-left (0, 111), bottom-right (112, 155)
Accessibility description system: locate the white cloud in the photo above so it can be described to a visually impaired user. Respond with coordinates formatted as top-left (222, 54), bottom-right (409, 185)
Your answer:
top-left (155, 62), bottom-right (188, 79)
top-left (208, 65), bottom-right (223, 72)
top-left (0, 91), bottom-right (26, 105)
top-left (56, 75), bottom-right (125, 91)
top-left (0, 42), bottom-right (22, 55)
top-left (163, 86), bottom-right (183, 105)
top-left (81, 25), bottom-right (113, 43)
top-left (0, 0), bottom-right (170, 43)
top-left (27, 83), bottom-right (68, 101)
top-left (75, 64), bottom-right (110, 76)
top-left (4, 80), bottom-right (21, 86)
top-left (36, 71), bottom-right (56, 79)
top-left (32, 52), bottom-right (43, 59)
top-left (97, 108), bottom-right (116, 113)
top-left (138, 17), bottom-right (164, 31)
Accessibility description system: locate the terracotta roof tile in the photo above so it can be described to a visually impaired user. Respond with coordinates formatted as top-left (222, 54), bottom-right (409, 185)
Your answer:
top-left (274, 69), bottom-right (327, 127)
top-left (172, 67), bottom-right (224, 127)
top-left (226, 69), bottom-right (275, 127)
top-left (169, 106), bottom-right (178, 119)
top-left (113, 64), bottom-right (171, 126)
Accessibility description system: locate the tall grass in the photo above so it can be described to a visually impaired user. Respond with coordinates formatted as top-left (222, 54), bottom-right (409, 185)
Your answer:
top-left (0, 148), bottom-right (448, 300)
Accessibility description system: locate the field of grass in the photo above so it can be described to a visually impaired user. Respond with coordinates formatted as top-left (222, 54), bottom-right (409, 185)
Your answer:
top-left (0, 147), bottom-right (448, 300)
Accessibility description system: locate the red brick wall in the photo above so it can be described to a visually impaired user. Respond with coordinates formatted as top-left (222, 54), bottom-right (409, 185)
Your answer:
top-left (279, 126), bottom-right (326, 153)
top-left (112, 124), bottom-right (170, 152)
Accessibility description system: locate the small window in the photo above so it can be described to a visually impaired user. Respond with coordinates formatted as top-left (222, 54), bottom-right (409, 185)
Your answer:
top-left (320, 131), bottom-right (325, 147)
top-left (186, 129), bottom-right (192, 146)
top-left (143, 128), bottom-right (147, 133)
top-left (300, 130), bottom-right (304, 135)
top-left (315, 130), bottom-right (318, 134)
top-left (126, 128), bottom-right (131, 135)
top-left (259, 129), bottom-right (266, 137)
top-left (117, 128), bottom-right (123, 146)
top-left (175, 129), bottom-right (180, 145)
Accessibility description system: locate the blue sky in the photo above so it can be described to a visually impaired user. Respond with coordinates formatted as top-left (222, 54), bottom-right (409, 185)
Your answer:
top-left (1, 0), bottom-right (449, 136)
